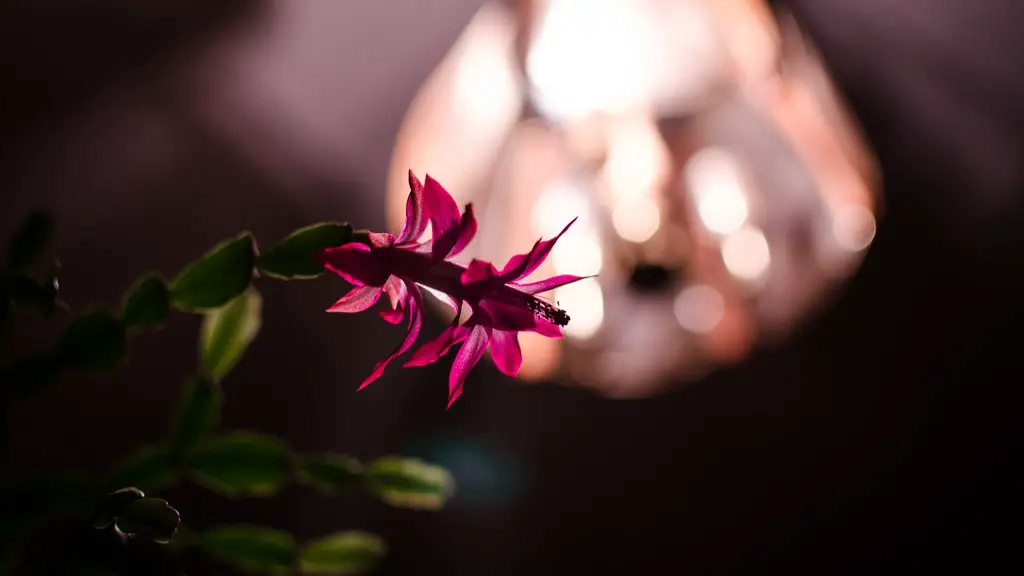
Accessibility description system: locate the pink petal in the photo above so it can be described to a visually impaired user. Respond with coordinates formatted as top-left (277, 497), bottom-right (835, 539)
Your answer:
top-left (488, 329), bottom-right (523, 377)
top-left (405, 300), bottom-right (466, 367)
top-left (327, 285), bottom-right (382, 313)
top-left (513, 274), bottom-right (590, 295)
top-left (395, 170), bottom-right (429, 245)
top-left (422, 175), bottom-right (461, 243)
top-left (379, 308), bottom-right (405, 324)
top-left (383, 276), bottom-right (407, 310)
top-left (531, 317), bottom-right (564, 338)
top-left (369, 232), bottom-right (395, 248)
top-left (319, 243), bottom-right (389, 287)
top-left (405, 323), bottom-right (470, 367)
top-left (449, 203), bottom-right (477, 257)
top-left (498, 218), bottom-right (577, 282)
top-left (431, 203), bottom-right (477, 262)
top-left (474, 299), bottom-right (538, 332)
top-left (447, 325), bottom-right (489, 408)
top-left (358, 281), bottom-right (424, 390)
top-left (460, 258), bottom-right (498, 285)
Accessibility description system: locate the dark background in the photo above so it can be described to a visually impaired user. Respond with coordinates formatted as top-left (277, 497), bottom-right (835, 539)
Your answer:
top-left (2, 0), bottom-right (1022, 573)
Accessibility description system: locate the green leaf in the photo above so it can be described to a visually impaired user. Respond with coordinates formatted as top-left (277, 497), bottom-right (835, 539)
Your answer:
top-left (199, 288), bottom-right (261, 382)
top-left (170, 376), bottom-right (222, 456)
top-left (299, 531), bottom-right (386, 575)
top-left (121, 274), bottom-right (170, 331)
top-left (186, 432), bottom-right (291, 497)
top-left (296, 454), bottom-right (363, 496)
top-left (2, 354), bottom-right (59, 399)
top-left (365, 456), bottom-right (454, 510)
top-left (55, 309), bottom-right (127, 370)
top-left (200, 525), bottom-right (297, 574)
top-left (169, 233), bottom-right (255, 311)
top-left (91, 487), bottom-right (145, 529)
top-left (7, 212), bottom-right (54, 271)
top-left (255, 222), bottom-right (352, 280)
top-left (115, 498), bottom-right (180, 543)
top-left (108, 446), bottom-right (177, 492)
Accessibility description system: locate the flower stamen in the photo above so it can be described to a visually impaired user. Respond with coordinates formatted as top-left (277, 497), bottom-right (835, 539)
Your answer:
top-left (525, 296), bottom-right (570, 326)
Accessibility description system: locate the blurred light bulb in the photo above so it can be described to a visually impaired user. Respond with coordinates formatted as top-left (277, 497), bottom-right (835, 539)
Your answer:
top-left (526, 0), bottom-right (656, 121)
top-left (552, 237), bottom-right (602, 276)
top-left (612, 197), bottom-right (661, 243)
top-left (604, 118), bottom-right (668, 202)
top-left (556, 278), bottom-right (604, 339)
top-left (674, 284), bottom-right (725, 334)
top-left (686, 147), bottom-right (750, 235)
top-left (721, 225), bottom-right (771, 281)
top-left (832, 203), bottom-right (876, 252)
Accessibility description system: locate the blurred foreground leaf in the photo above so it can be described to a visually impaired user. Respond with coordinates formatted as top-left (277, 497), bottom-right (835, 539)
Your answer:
top-left (108, 446), bottom-right (177, 492)
top-left (187, 432), bottom-right (291, 497)
top-left (115, 497), bottom-right (180, 543)
top-left (121, 274), bottom-right (170, 331)
top-left (170, 376), bottom-right (222, 456)
top-left (296, 454), bottom-right (363, 496)
top-left (199, 288), bottom-right (261, 382)
top-left (200, 525), bottom-right (296, 574)
top-left (169, 233), bottom-right (255, 311)
top-left (299, 531), bottom-right (385, 575)
top-left (365, 456), bottom-right (454, 510)
top-left (256, 222), bottom-right (352, 280)
top-left (56, 309), bottom-right (126, 370)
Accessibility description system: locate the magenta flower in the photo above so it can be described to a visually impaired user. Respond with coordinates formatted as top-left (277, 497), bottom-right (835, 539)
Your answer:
top-left (318, 171), bottom-right (587, 407)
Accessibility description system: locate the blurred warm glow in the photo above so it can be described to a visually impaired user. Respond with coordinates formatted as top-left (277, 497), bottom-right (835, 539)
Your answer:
top-left (386, 0), bottom-right (881, 397)
top-left (674, 284), bottom-right (726, 334)
top-left (832, 203), bottom-right (876, 252)
top-left (526, 0), bottom-right (656, 121)
top-left (603, 115), bottom-right (670, 202)
top-left (530, 180), bottom-right (588, 237)
top-left (686, 147), bottom-right (750, 236)
top-left (532, 180), bottom-right (604, 275)
top-left (721, 226), bottom-right (771, 281)
top-left (556, 278), bottom-right (604, 340)
top-left (612, 197), bottom-right (661, 243)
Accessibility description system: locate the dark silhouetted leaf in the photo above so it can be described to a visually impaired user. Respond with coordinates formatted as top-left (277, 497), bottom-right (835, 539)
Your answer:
top-left (170, 376), bottom-right (222, 456)
top-left (255, 222), bottom-right (352, 279)
top-left (299, 531), bottom-right (386, 575)
top-left (169, 233), bottom-right (255, 311)
top-left (186, 432), bottom-right (291, 497)
top-left (296, 454), bottom-right (363, 496)
top-left (7, 211), bottom-right (54, 271)
top-left (168, 523), bottom-right (198, 552)
top-left (91, 488), bottom-right (145, 529)
top-left (115, 498), bottom-right (180, 543)
top-left (365, 456), bottom-right (454, 510)
top-left (200, 525), bottom-right (296, 574)
top-left (121, 274), bottom-right (170, 331)
top-left (5, 274), bottom-right (59, 315)
top-left (2, 354), bottom-right (59, 399)
top-left (109, 446), bottom-right (177, 492)
top-left (199, 288), bottom-right (261, 382)
top-left (56, 309), bottom-right (126, 370)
